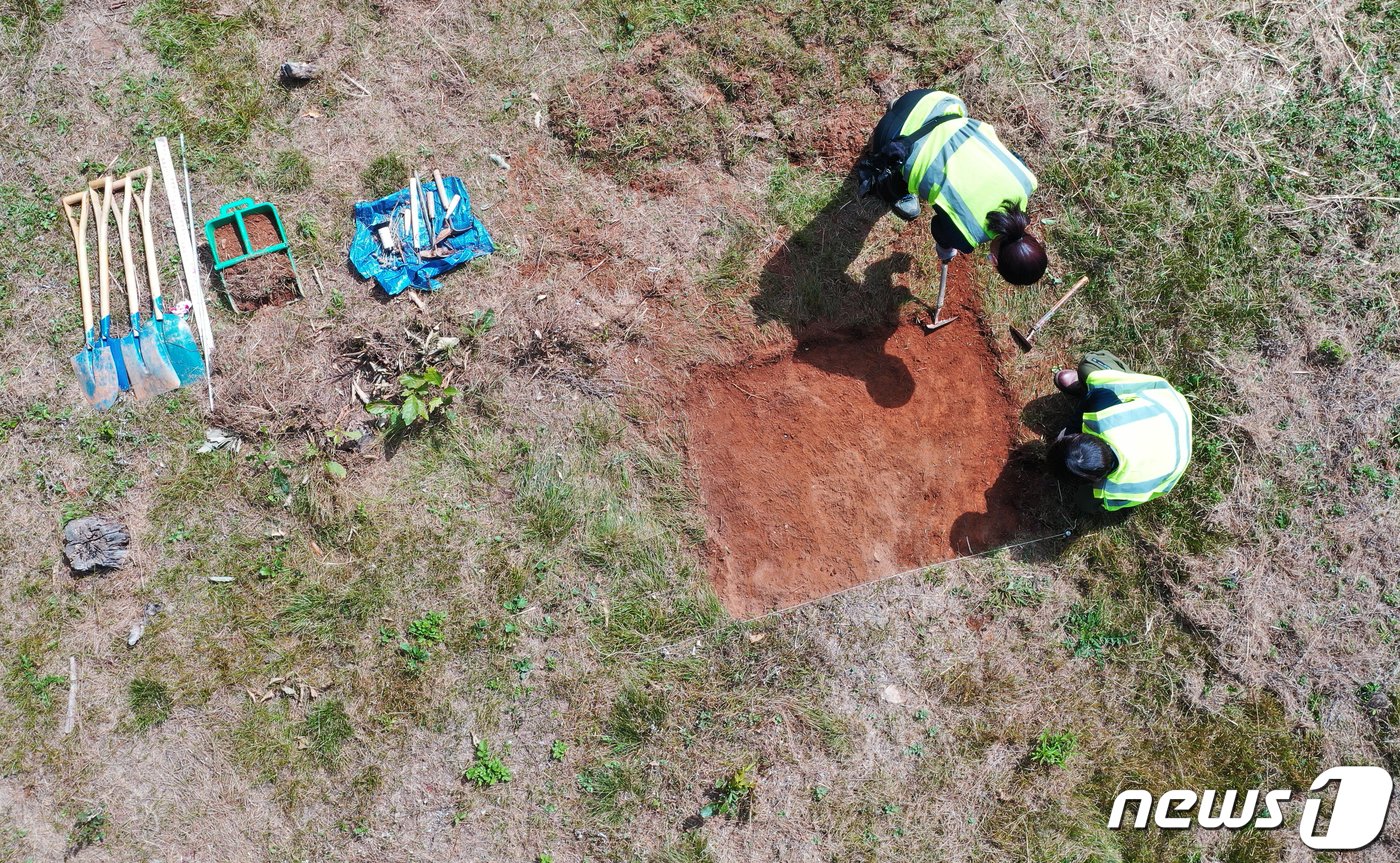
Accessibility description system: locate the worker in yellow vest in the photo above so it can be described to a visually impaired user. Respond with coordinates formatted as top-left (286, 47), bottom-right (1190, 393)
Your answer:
top-left (856, 89), bottom-right (1047, 289)
top-left (1047, 352), bottom-right (1194, 512)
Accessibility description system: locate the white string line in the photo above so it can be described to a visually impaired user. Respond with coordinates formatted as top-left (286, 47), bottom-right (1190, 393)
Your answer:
top-left (601, 529), bottom-right (1075, 660)
top-left (739, 528), bottom-right (1076, 625)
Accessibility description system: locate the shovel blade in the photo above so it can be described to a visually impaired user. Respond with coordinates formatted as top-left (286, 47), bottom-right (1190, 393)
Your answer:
top-left (103, 337), bottom-right (131, 391)
top-left (72, 347), bottom-right (121, 411)
top-left (118, 333), bottom-right (181, 401)
top-left (151, 316), bottom-right (206, 383)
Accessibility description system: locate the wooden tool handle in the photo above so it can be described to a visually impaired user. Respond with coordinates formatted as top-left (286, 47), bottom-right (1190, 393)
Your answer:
top-left (61, 191), bottom-right (93, 342)
top-left (432, 169), bottom-right (449, 208)
top-left (1032, 276), bottom-right (1089, 331)
top-left (117, 181), bottom-right (141, 321)
top-left (88, 175), bottom-right (129, 192)
top-left (92, 180), bottom-right (113, 322)
top-left (131, 167), bottom-right (163, 319)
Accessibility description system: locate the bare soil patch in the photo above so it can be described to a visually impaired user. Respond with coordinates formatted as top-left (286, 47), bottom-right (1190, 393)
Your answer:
top-left (687, 271), bottom-right (1050, 618)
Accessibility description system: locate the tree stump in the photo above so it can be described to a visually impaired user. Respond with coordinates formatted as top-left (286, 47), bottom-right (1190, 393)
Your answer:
top-left (63, 517), bottom-right (130, 573)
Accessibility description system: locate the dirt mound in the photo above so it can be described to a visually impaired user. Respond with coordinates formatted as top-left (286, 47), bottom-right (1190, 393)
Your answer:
top-left (686, 290), bottom-right (1049, 618)
top-left (210, 313), bottom-right (349, 438)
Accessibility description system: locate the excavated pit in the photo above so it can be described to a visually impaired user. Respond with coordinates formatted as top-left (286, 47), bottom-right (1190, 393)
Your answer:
top-left (686, 268), bottom-right (1043, 618)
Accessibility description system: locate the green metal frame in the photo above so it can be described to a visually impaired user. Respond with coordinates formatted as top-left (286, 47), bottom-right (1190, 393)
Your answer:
top-left (203, 198), bottom-right (304, 305)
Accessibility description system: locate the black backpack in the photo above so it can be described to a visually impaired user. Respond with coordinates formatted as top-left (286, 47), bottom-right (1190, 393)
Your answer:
top-left (855, 111), bottom-right (963, 204)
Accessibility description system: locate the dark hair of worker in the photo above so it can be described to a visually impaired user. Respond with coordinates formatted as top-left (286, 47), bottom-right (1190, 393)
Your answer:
top-left (986, 201), bottom-right (1047, 286)
top-left (1047, 433), bottom-right (1118, 482)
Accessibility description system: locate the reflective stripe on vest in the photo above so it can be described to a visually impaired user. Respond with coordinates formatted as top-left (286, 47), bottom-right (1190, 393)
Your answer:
top-left (1080, 370), bottom-right (1193, 511)
top-left (900, 91), bottom-right (968, 199)
top-left (898, 99), bottom-right (1038, 247)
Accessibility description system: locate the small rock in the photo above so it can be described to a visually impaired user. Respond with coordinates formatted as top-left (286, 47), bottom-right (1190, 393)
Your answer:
top-left (279, 61), bottom-right (321, 82)
top-left (63, 516), bottom-right (130, 573)
top-left (1364, 690), bottom-right (1392, 714)
top-left (880, 684), bottom-right (906, 705)
top-left (127, 602), bottom-right (163, 647)
top-left (489, 153), bottom-right (510, 170)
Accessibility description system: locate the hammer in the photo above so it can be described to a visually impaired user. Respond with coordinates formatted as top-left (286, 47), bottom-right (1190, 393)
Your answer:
top-left (1010, 276), bottom-right (1088, 352)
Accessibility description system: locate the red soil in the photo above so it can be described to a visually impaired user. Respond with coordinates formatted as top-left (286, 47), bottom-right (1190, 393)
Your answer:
top-left (686, 274), bottom-right (1038, 618)
top-left (214, 212), bottom-right (298, 312)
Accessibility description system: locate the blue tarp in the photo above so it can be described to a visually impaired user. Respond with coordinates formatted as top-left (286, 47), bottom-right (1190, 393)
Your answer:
top-left (349, 175), bottom-right (493, 295)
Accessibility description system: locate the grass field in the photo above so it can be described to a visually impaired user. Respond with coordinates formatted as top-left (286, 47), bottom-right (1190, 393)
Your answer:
top-left (0, 0), bottom-right (1398, 860)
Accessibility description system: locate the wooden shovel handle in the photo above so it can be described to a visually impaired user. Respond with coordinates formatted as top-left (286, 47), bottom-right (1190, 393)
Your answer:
top-left (60, 190), bottom-right (93, 342)
top-left (432, 169), bottom-right (449, 208)
top-left (129, 167), bottom-right (163, 319)
top-left (117, 179), bottom-right (141, 322)
top-left (88, 175), bottom-right (129, 192)
top-left (91, 179), bottom-right (113, 322)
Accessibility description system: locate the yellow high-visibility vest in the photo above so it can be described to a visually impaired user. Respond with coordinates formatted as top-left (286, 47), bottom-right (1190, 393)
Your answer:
top-left (897, 91), bottom-right (1037, 246)
top-left (1081, 370), bottom-right (1194, 511)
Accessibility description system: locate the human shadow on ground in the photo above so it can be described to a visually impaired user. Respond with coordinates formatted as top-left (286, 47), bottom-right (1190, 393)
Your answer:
top-left (749, 172), bottom-right (928, 407)
top-left (949, 433), bottom-right (1137, 557)
top-left (788, 322), bottom-right (915, 407)
top-left (1018, 392), bottom-right (1134, 526)
top-left (1021, 391), bottom-right (1079, 438)
top-left (948, 442), bottom-right (1066, 558)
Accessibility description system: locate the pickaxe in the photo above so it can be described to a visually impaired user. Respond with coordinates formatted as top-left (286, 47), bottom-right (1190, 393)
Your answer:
top-left (1010, 276), bottom-right (1088, 352)
top-left (920, 260), bottom-right (959, 334)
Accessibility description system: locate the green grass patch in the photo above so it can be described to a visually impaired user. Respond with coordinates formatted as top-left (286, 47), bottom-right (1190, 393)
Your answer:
top-left (362, 153), bottom-right (409, 198)
top-left (302, 698), bottom-right (353, 764)
top-left (5, 652), bottom-right (65, 715)
top-left (1058, 600), bottom-right (1133, 663)
top-left (1028, 730), bottom-right (1077, 768)
top-left (129, 677), bottom-right (174, 729)
top-left (767, 163), bottom-right (844, 231)
top-left (132, 0), bottom-right (274, 168)
top-left (463, 739), bottom-right (512, 786)
top-left (268, 149), bottom-right (313, 192)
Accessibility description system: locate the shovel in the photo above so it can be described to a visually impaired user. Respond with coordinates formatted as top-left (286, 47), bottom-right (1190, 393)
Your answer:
top-left (62, 188), bottom-right (120, 410)
top-left (89, 178), bottom-right (132, 393)
top-left (114, 175), bottom-right (182, 400)
top-left (130, 167), bottom-right (204, 383)
top-left (1010, 276), bottom-right (1089, 352)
